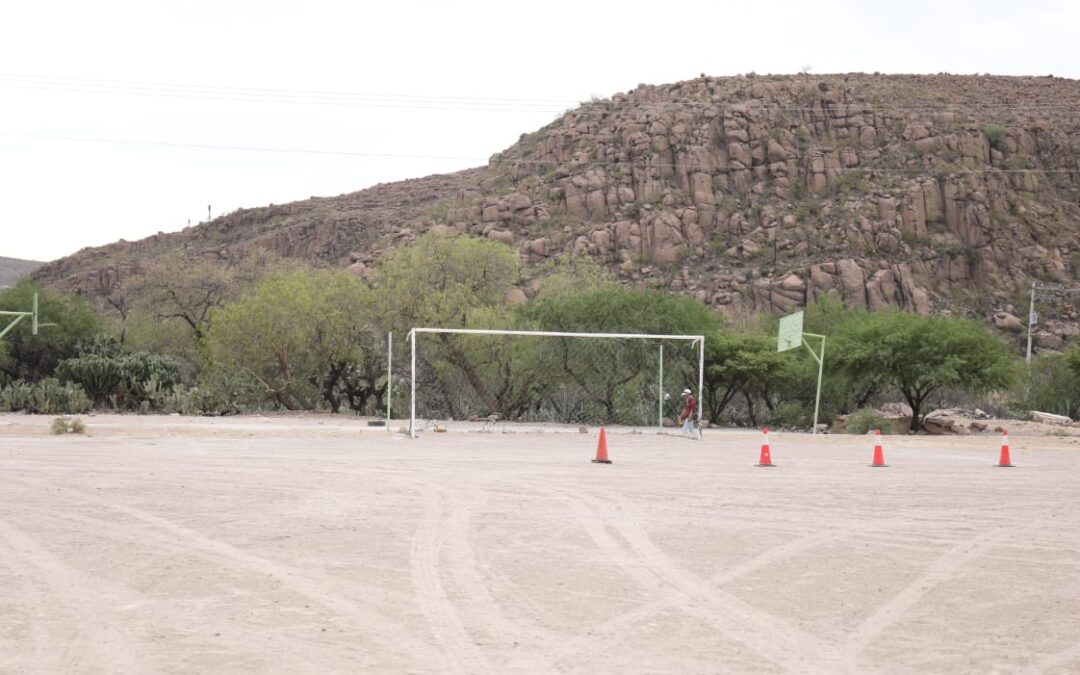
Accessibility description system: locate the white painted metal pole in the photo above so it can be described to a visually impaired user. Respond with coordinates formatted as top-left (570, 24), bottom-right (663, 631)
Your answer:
top-left (410, 327), bottom-right (703, 342)
top-left (385, 331), bottom-right (392, 430)
top-left (812, 337), bottom-right (825, 434)
top-left (657, 344), bottom-right (664, 432)
top-left (409, 329), bottom-right (416, 439)
top-left (697, 337), bottom-right (705, 440)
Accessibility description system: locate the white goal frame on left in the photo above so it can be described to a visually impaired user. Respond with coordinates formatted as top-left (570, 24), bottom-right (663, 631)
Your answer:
top-left (406, 327), bottom-right (705, 439)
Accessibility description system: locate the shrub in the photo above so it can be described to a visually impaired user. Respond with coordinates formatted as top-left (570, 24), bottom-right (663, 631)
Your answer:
top-left (56, 351), bottom-right (182, 409)
top-left (1014, 354), bottom-right (1080, 419)
top-left (55, 354), bottom-right (124, 404)
top-left (983, 124), bottom-right (1006, 151)
top-left (0, 380), bottom-right (33, 412)
top-left (143, 377), bottom-right (199, 415)
top-left (766, 401), bottom-right (813, 430)
top-left (1, 379), bottom-right (91, 414)
top-left (845, 408), bottom-right (892, 435)
top-left (0, 282), bottom-right (104, 381)
top-left (50, 416), bottom-right (87, 434)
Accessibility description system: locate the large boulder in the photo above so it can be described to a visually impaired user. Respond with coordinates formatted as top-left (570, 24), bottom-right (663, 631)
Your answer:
top-left (1029, 410), bottom-right (1072, 426)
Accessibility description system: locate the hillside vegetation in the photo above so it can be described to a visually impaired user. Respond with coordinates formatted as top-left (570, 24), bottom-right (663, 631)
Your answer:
top-left (32, 73), bottom-right (1080, 350)
top-left (5, 239), bottom-right (1033, 431)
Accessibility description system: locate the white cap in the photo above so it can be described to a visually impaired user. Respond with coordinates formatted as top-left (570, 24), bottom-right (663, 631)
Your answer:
top-left (682, 388), bottom-right (692, 395)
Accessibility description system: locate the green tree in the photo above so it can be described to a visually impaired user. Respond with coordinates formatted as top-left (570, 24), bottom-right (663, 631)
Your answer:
top-left (833, 310), bottom-right (1013, 432)
top-left (520, 284), bottom-right (719, 420)
top-left (372, 231), bottom-right (520, 333)
top-left (370, 232), bottom-right (525, 418)
top-left (703, 330), bottom-right (784, 424)
top-left (754, 299), bottom-right (884, 428)
top-left (121, 251), bottom-right (299, 373)
top-left (1016, 352), bottom-right (1080, 419)
top-left (0, 281), bottom-right (103, 382)
top-left (203, 269), bottom-right (374, 411)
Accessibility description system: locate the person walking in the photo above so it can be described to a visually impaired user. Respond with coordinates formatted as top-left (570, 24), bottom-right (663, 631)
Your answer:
top-left (678, 388), bottom-right (697, 437)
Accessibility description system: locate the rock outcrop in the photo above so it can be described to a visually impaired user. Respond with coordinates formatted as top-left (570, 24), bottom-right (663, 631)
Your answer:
top-left (32, 73), bottom-right (1080, 349)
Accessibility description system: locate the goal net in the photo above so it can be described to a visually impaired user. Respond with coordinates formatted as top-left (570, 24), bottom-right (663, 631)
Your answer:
top-left (405, 328), bottom-right (704, 437)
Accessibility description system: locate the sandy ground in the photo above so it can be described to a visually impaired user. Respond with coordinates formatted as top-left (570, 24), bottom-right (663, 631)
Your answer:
top-left (1, 414), bottom-right (1078, 674)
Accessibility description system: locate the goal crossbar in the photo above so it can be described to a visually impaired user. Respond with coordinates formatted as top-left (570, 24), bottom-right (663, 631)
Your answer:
top-left (407, 328), bottom-right (705, 438)
top-left (412, 327), bottom-right (705, 341)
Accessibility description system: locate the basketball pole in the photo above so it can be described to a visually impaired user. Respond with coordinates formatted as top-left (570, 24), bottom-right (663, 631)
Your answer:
top-left (777, 310), bottom-right (825, 435)
top-left (1, 293), bottom-right (56, 341)
top-left (803, 333), bottom-right (826, 434)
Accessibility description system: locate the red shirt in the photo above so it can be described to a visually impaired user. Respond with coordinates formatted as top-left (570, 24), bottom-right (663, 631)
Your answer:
top-left (681, 394), bottom-right (697, 418)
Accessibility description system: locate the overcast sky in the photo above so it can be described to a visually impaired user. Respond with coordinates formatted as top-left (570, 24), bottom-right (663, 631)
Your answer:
top-left (2, 0), bottom-right (1077, 261)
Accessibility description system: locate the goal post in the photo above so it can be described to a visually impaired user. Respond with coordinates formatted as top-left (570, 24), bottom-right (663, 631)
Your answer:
top-left (406, 328), bottom-right (705, 438)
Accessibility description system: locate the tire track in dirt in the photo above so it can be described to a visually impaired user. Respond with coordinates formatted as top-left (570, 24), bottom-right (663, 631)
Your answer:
top-left (442, 492), bottom-right (558, 671)
top-left (409, 488), bottom-right (488, 674)
top-left (557, 519), bottom-right (880, 662)
top-left (843, 525), bottom-right (1020, 667)
top-left (607, 494), bottom-right (851, 665)
top-left (0, 530), bottom-right (57, 671)
top-left (498, 477), bottom-right (895, 671)
top-left (581, 491), bottom-right (849, 672)
top-left (88, 500), bottom-right (441, 665)
top-left (1024, 642), bottom-right (1080, 674)
top-left (8, 504), bottom-right (405, 673)
top-left (0, 516), bottom-right (146, 674)
top-left (539, 486), bottom-right (840, 672)
top-left (7, 477), bottom-right (416, 611)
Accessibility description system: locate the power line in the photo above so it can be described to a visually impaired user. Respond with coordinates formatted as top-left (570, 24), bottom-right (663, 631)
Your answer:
top-left (0, 132), bottom-right (484, 161)
top-left (2, 73), bottom-right (1078, 114)
top-left (0, 74), bottom-right (576, 113)
top-left (0, 72), bottom-right (579, 105)
top-left (3, 131), bottom-right (1077, 174)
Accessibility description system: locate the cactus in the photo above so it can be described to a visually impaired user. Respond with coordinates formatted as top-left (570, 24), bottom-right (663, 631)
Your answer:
top-left (0, 381), bottom-right (34, 412)
top-left (1, 379), bottom-right (91, 414)
top-left (56, 354), bottom-right (124, 405)
top-left (57, 351), bottom-right (181, 410)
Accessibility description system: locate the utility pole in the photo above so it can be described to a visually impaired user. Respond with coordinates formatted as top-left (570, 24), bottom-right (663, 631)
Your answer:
top-left (1026, 282), bottom-right (1036, 364)
top-left (1026, 282), bottom-right (1080, 364)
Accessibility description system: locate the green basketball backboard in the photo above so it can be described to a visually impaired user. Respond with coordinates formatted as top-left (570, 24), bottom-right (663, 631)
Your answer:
top-left (777, 310), bottom-right (804, 352)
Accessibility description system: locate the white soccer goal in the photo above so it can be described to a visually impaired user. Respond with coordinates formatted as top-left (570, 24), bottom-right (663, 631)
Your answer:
top-left (406, 328), bottom-right (705, 438)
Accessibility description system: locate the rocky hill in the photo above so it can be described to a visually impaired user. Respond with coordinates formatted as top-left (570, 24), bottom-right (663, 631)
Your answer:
top-left (0, 257), bottom-right (43, 288)
top-left (33, 73), bottom-right (1080, 350)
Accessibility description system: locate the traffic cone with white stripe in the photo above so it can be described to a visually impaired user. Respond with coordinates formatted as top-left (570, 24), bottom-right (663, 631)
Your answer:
top-left (996, 429), bottom-right (1014, 467)
top-left (870, 429), bottom-right (888, 467)
top-left (756, 427), bottom-right (775, 467)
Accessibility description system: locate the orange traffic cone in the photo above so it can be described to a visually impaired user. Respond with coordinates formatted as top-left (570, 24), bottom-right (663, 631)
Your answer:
top-left (870, 429), bottom-right (888, 467)
top-left (592, 427), bottom-right (612, 464)
top-left (996, 429), bottom-right (1014, 467)
top-left (756, 427), bottom-right (775, 467)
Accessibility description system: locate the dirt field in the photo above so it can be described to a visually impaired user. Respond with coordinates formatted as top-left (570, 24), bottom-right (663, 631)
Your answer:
top-left (1, 414), bottom-right (1078, 674)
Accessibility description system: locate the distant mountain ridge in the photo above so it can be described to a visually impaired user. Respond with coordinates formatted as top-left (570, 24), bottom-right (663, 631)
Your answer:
top-left (31, 73), bottom-right (1080, 351)
top-left (0, 256), bottom-right (43, 288)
